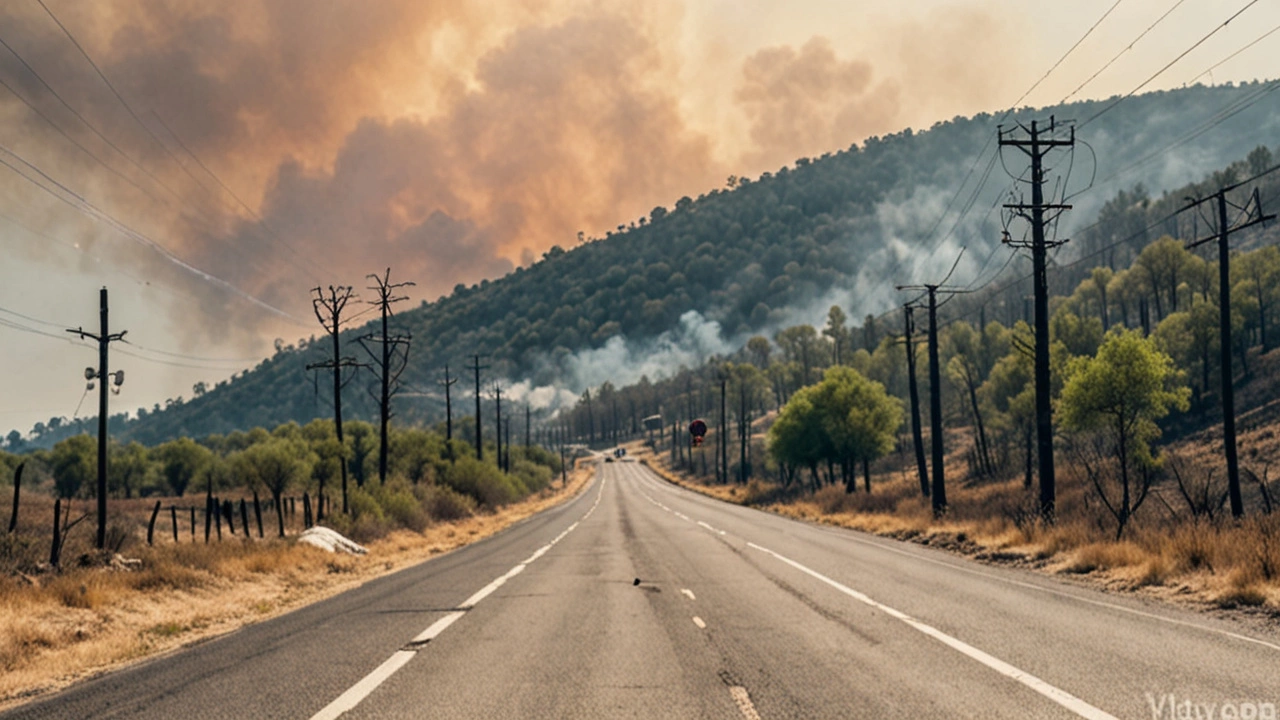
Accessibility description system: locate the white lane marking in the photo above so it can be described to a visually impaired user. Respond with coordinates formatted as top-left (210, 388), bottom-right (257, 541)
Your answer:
top-left (697, 520), bottom-right (726, 535)
top-left (729, 686), bottom-right (762, 720)
top-left (681, 588), bottom-right (697, 601)
top-left (806, 524), bottom-right (1280, 654)
top-left (692, 616), bottom-right (706, 629)
top-left (631, 462), bottom-right (1280, 655)
top-left (410, 611), bottom-right (465, 643)
top-left (675, 511), bottom-right (691, 521)
top-left (747, 542), bottom-right (1118, 720)
top-left (310, 475), bottom-right (607, 720)
top-left (310, 651), bottom-right (416, 720)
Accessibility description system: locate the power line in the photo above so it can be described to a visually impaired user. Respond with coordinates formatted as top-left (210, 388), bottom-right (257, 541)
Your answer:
top-left (1060, 0), bottom-right (1188, 104)
top-left (1080, 0), bottom-right (1262, 129)
top-left (1184, 21), bottom-right (1280, 86)
top-left (1013, 0), bottom-right (1126, 109)
top-left (0, 140), bottom-right (308, 326)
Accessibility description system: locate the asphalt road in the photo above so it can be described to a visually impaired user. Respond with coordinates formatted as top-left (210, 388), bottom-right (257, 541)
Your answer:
top-left (6, 459), bottom-right (1280, 719)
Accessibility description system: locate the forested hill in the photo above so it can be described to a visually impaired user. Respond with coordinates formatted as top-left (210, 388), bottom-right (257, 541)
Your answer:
top-left (27, 81), bottom-right (1280, 446)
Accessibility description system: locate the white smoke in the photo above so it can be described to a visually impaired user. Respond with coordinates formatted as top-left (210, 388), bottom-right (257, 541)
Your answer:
top-left (503, 310), bottom-right (735, 414)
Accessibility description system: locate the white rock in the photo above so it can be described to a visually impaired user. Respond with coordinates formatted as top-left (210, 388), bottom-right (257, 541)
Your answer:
top-left (297, 526), bottom-right (367, 555)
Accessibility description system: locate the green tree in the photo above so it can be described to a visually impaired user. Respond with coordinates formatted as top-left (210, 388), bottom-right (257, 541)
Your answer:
top-left (233, 438), bottom-right (313, 536)
top-left (109, 441), bottom-right (151, 498)
top-left (153, 437), bottom-right (213, 497)
top-left (814, 367), bottom-right (902, 492)
top-left (50, 434), bottom-right (95, 498)
top-left (1060, 330), bottom-right (1190, 538)
top-left (823, 306), bottom-right (851, 366)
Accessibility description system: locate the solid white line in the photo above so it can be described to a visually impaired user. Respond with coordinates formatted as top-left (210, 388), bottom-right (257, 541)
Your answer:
top-left (729, 686), bottom-right (762, 720)
top-left (638, 461), bottom-right (1280, 654)
top-left (692, 616), bottom-right (706, 629)
top-left (309, 475), bottom-right (607, 720)
top-left (805, 523), bottom-right (1280, 653)
top-left (747, 542), bottom-right (1119, 720)
top-left (681, 588), bottom-right (697, 601)
top-left (311, 651), bottom-right (416, 720)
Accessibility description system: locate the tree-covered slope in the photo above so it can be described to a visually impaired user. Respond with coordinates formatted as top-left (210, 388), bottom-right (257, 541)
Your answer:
top-left (36, 82), bottom-right (1280, 446)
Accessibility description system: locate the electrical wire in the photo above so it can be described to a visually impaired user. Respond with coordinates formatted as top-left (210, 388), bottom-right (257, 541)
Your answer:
top-left (1012, 0), bottom-right (1126, 110)
top-left (1184, 21), bottom-right (1280, 87)
top-left (1060, 0), bottom-right (1189, 104)
top-left (1080, 0), bottom-right (1262, 129)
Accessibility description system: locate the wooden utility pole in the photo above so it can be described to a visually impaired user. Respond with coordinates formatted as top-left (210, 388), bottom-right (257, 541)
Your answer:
top-left (525, 404), bottom-right (532, 449)
top-left (1181, 186), bottom-right (1273, 518)
top-left (470, 355), bottom-right (489, 459)
top-left (719, 372), bottom-right (728, 484)
top-left (903, 305), bottom-right (930, 497)
top-left (361, 268), bottom-right (414, 485)
top-left (66, 287), bottom-right (126, 550)
top-left (307, 285), bottom-right (362, 514)
top-left (899, 261), bottom-right (969, 516)
top-left (493, 383), bottom-right (504, 470)
top-left (438, 364), bottom-right (458, 462)
top-left (1000, 117), bottom-right (1074, 521)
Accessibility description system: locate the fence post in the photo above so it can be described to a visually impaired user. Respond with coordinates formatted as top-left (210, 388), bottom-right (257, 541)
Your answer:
top-left (50, 497), bottom-right (62, 567)
top-left (171, 506), bottom-right (179, 543)
top-left (147, 500), bottom-right (161, 546)
top-left (214, 497), bottom-right (223, 541)
top-left (240, 499), bottom-right (250, 541)
top-left (204, 497), bottom-right (212, 544)
top-left (190, 506), bottom-right (196, 539)
top-left (8, 462), bottom-right (23, 533)
top-left (223, 499), bottom-right (235, 536)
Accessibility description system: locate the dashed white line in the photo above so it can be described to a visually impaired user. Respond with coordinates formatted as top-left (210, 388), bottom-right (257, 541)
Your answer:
top-left (746, 541), bottom-right (1119, 720)
top-left (729, 686), bottom-right (762, 720)
top-left (681, 588), bottom-right (697, 601)
top-left (310, 476), bottom-right (607, 720)
top-left (692, 616), bottom-right (707, 629)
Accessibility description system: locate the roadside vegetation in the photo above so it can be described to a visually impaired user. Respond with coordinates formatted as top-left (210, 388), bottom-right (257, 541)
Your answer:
top-left (559, 155), bottom-right (1280, 614)
top-left (0, 421), bottom-right (578, 707)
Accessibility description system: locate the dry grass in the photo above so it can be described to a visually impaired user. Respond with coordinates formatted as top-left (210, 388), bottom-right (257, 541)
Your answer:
top-left (0, 463), bottom-right (596, 711)
top-left (633, 436), bottom-right (1280, 617)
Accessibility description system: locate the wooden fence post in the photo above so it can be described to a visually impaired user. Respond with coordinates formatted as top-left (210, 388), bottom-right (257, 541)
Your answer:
top-left (8, 462), bottom-right (23, 533)
top-left (223, 499), bottom-right (235, 536)
top-left (204, 497), bottom-right (212, 544)
top-left (50, 497), bottom-right (61, 567)
top-left (214, 497), bottom-right (222, 541)
top-left (147, 501), bottom-right (161, 546)
top-left (240, 499), bottom-right (250, 541)
top-left (171, 506), bottom-right (179, 543)
top-left (190, 506), bottom-right (196, 539)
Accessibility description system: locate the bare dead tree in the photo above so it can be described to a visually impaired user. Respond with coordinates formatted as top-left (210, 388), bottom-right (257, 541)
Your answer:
top-left (359, 268), bottom-right (415, 485)
top-left (308, 285), bottom-right (364, 514)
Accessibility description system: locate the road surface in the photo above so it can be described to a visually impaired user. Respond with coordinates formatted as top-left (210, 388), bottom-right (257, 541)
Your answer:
top-left (6, 460), bottom-right (1279, 719)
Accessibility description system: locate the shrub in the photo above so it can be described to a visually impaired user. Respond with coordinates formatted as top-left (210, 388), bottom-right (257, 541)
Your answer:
top-left (417, 484), bottom-right (475, 521)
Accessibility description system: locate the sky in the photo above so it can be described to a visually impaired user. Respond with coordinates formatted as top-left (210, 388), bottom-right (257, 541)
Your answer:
top-left (1, 0), bottom-right (1278, 436)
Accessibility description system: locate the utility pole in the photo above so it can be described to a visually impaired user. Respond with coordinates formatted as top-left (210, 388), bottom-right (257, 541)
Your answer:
top-left (493, 383), bottom-right (504, 471)
top-left (469, 355), bottom-right (489, 459)
top-left (525, 404), bottom-right (531, 449)
top-left (719, 371), bottom-right (728, 484)
top-left (899, 264), bottom-right (970, 516)
top-left (1000, 117), bottom-right (1074, 521)
top-left (66, 287), bottom-right (126, 550)
top-left (903, 305), bottom-right (930, 498)
top-left (438, 364), bottom-right (458, 462)
top-left (308, 285), bottom-right (363, 514)
top-left (360, 268), bottom-right (414, 485)
top-left (1181, 186), bottom-right (1273, 518)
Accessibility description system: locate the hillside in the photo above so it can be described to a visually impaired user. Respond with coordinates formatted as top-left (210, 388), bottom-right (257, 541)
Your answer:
top-left (19, 81), bottom-right (1280, 446)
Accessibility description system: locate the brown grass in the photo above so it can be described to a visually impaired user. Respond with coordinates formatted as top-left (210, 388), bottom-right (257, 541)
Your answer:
top-left (0, 463), bottom-right (596, 711)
